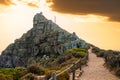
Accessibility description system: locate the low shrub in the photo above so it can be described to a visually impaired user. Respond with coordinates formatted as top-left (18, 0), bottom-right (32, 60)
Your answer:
top-left (57, 72), bottom-right (69, 80)
top-left (92, 47), bottom-right (100, 54)
top-left (27, 64), bottom-right (45, 75)
top-left (92, 47), bottom-right (120, 77)
top-left (65, 48), bottom-right (86, 54)
top-left (57, 56), bottom-right (67, 64)
top-left (116, 68), bottom-right (120, 76)
top-left (57, 48), bottom-right (87, 64)
top-left (0, 74), bottom-right (13, 80)
top-left (65, 48), bottom-right (87, 58)
top-left (0, 67), bottom-right (25, 80)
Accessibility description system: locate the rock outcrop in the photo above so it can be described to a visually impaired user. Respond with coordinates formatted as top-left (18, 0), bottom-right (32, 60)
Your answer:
top-left (0, 13), bottom-right (87, 68)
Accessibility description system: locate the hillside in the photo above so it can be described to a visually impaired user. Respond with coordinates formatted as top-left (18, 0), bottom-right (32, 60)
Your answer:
top-left (0, 12), bottom-right (88, 68)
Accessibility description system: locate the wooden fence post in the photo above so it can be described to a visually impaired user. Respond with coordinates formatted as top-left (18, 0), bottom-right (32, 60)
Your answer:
top-left (79, 58), bottom-right (82, 71)
top-left (51, 72), bottom-right (56, 80)
top-left (79, 58), bottom-right (82, 76)
top-left (87, 53), bottom-right (89, 60)
top-left (72, 63), bottom-right (76, 80)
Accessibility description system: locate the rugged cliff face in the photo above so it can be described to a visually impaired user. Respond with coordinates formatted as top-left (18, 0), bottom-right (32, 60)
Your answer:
top-left (0, 13), bottom-right (87, 68)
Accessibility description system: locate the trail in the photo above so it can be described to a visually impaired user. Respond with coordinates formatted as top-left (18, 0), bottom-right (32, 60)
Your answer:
top-left (74, 48), bottom-right (120, 80)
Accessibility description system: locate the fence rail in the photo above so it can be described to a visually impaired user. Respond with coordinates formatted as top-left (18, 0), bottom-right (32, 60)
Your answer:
top-left (49, 52), bottom-right (89, 80)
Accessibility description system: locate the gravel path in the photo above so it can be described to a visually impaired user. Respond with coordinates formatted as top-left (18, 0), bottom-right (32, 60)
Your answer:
top-left (74, 49), bottom-right (120, 80)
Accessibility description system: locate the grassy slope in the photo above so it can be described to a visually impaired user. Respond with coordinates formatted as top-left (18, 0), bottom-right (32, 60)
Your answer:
top-left (0, 48), bottom-right (87, 80)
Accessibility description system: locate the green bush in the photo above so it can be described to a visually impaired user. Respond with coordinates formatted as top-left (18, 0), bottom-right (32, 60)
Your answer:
top-left (65, 48), bottom-right (86, 53)
top-left (27, 64), bottom-right (45, 75)
top-left (92, 47), bottom-right (100, 53)
top-left (60, 58), bottom-right (77, 68)
top-left (0, 74), bottom-right (13, 80)
top-left (65, 48), bottom-right (87, 58)
top-left (57, 72), bottom-right (69, 80)
top-left (16, 67), bottom-right (26, 71)
top-left (92, 47), bottom-right (120, 77)
top-left (96, 50), bottom-right (105, 57)
top-left (57, 56), bottom-right (67, 64)
top-left (0, 67), bottom-right (25, 80)
top-left (50, 48), bottom-right (87, 70)
top-left (116, 68), bottom-right (120, 76)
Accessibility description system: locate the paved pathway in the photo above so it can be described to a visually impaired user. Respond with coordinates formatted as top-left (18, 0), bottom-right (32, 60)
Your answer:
top-left (74, 49), bottom-right (120, 80)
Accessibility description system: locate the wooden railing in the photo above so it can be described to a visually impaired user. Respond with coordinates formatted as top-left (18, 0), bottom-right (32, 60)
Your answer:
top-left (49, 53), bottom-right (89, 80)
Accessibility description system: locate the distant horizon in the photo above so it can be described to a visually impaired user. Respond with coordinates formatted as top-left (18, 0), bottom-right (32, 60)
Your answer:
top-left (0, 0), bottom-right (120, 54)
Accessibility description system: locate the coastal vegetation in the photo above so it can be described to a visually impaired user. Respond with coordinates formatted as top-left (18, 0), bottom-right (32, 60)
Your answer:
top-left (92, 47), bottom-right (120, 77)
top-left (0, 48), bottom-right (87, 80)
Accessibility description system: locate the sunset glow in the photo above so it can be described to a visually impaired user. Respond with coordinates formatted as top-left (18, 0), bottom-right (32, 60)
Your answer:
top-left (73, 15), bottom-right (109, 23)
top-left (0, 0), bottom-right (120, 54)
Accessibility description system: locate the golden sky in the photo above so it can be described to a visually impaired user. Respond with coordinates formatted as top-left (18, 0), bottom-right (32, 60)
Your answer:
top-left (0, 0), bottom-right (120, 54)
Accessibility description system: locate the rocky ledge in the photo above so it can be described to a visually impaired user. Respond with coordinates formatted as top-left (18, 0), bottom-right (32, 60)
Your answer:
top-left (0, 12), bottom-right (88, 68)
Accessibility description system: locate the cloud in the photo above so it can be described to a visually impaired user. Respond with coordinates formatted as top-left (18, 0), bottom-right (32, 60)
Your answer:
top-left (0, 0), bottom-right (40, 13)
top-left (0, 0), bottom-right (14, 5)
top-left (27, 2), bottom-right (39, 8)
top-left (18, 0), bottom-right (40, 8)
top-left (47, 0), bottom-right (120, 22)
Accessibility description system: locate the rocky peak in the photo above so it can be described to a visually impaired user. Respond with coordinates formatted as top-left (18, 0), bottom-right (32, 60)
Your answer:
top-left (33, 12), bottom-right (47, 24)
top-left (0, 13), bottom-right (87, 68)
